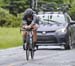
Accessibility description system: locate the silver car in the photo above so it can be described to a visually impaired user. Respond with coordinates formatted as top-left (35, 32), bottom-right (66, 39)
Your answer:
top-left (36, 12), bottom-right (75, 50)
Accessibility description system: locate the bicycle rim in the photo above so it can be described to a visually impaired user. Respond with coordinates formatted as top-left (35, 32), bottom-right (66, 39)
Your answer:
top-left (31, 43), bottom-right (34, 59)
top-left (26, 48), bottom-right (29, 61)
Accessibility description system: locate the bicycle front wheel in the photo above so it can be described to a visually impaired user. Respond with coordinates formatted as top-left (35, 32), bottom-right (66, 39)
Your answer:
top-left (26, 48), bottom-right (29, 60)
top-left (26, 34), bottom-right (30, 61)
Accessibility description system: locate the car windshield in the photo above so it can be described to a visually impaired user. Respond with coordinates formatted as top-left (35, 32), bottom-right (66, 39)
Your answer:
top-left (39, 13), bottom-right (67, 24)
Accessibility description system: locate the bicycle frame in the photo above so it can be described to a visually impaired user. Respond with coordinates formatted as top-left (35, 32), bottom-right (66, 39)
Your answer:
top-left (26, 30), bottom-right (33, 49)
top-left (21, 28), bottom-right (34, 60)
top-left (25, 29), bottom-right (34, 60)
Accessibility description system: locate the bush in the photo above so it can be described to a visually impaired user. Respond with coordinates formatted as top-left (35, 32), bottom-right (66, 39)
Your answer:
top-left (0, 7), bottom-right (22, 27)
top-left (69, 7), bottom-right (75, 20)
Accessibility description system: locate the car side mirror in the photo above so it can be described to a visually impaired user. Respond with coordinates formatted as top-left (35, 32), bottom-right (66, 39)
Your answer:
top-left (70, 21), bottom-right (75, 25)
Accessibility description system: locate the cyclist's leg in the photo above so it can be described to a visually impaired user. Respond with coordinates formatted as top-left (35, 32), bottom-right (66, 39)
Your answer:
top-left (22, 31), bottom-right (27, 43)
top-left (33, 30), bottom-right (37, 44)
top-left (32, 24), bottom-right (38, 47)
top-left (21, 31), bottom-right (27, 50)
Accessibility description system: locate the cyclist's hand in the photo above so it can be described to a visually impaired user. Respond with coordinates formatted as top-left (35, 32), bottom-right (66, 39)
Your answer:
top-left (22, 25), bottom-right (28, 29)
top-left (32, 24), bottom-right (39, 30)
top-left (32, 28), bottom-right (36, 31)
top-left (27, 25), bottom-right (31, 29)
top-left (22, 25), bottom-right (31, 29)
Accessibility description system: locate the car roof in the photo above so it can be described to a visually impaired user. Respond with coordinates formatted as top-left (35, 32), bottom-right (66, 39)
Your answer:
top-left (38, 11), bottom-right (63, 14)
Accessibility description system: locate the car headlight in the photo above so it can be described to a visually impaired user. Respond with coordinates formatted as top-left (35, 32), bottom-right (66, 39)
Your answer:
top-left (42, 31), bottom-right (46, 35)
top-left (56, 28), bottom-right (67, 33)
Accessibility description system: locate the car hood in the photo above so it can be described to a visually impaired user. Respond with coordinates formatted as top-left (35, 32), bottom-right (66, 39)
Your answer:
top-left (37, 23), bottom-right (68, 32)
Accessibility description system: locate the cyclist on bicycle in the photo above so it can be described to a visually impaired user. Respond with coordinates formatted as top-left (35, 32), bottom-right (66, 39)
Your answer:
top-left (21, 8), bottom-right (39, 50)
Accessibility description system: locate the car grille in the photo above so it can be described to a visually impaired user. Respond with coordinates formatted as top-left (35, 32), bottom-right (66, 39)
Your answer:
top-left (37, 35), bottom-right (57, 43)
top-left (37, 31), bottom-right (55, 33)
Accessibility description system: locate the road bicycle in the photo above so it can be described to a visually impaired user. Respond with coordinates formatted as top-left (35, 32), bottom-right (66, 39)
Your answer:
top-left (22, 28), bottom-right (34, 60)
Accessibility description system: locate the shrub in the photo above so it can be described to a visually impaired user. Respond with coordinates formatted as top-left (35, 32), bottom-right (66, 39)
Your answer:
top-left (69, 7), bottom-right (75, 20)
top-left (0, 7), bottom-right (22, 27)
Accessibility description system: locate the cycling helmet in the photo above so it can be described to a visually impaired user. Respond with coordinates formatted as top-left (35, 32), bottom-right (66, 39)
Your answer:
top-left (24, 8), bottom-right (34, 16)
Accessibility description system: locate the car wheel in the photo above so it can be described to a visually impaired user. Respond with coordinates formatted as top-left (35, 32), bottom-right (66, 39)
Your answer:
top-left (64, 35), bottom-right (72, 50)
top-left (36, 45), bottom-right (39, 50)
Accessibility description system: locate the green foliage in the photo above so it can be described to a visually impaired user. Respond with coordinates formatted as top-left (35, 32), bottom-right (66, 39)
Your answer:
top-left (69, 7), bottom-right (75, 20)
top-left (66, 0), bottom-right (75, 20)
top-left (0, 0), bottom-right (75, 27)
top-left (39, 0), bottom-right (63, 4)
top-left (0, 8), bottom-right (22, 27)
top-left (9, 0), bottom-right (28, 14)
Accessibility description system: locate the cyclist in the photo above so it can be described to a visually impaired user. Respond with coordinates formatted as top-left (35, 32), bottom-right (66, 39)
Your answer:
top-left (21, 8), bottom-right (39, 50)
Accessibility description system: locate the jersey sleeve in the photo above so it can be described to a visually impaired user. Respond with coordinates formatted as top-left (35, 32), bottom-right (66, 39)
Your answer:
top-left (31, 15), bottom-right (39, 24)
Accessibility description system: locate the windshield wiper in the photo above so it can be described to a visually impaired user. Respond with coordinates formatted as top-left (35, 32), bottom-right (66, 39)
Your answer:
top-left (43, 19), bottom-right (61, 24)
top-left (40, 20), bottom-right (52, 25)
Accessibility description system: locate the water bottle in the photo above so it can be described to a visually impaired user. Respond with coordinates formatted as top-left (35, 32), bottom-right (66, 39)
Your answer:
top-left (30, 37), bottom-right (32, 49)
top-left (30, 37), bottom-right (32, 44)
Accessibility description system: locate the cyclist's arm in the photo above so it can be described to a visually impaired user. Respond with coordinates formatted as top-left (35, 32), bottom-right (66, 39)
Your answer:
top-left (29, 17), bottom-right (39, 30)
top-left (30, 15), bottom-right (39, 27)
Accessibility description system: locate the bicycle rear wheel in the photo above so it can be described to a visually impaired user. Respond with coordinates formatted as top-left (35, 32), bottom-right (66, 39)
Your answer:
top-left (31, 48), bottom-right (34, 59)
top-left (26, 42), bottom-right (30, 61)
top-left (29, 36), bottom-right (34, 59)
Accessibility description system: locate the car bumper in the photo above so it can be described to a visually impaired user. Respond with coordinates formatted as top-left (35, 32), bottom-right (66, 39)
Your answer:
top-left (37, 33), bottom-right (67, 45)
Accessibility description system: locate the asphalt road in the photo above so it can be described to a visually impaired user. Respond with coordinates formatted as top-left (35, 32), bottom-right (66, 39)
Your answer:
top-left (0, 45), bottom-right (75, 66)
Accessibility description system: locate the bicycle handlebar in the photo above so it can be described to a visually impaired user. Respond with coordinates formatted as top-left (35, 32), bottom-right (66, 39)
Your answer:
top-left (20, 23), bottom-right (36, 32)
top-left (20, 27), bottom-right (33, 31)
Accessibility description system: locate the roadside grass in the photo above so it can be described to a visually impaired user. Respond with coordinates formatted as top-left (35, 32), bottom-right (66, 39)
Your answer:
top-left (0, 27), bottom-right (23, 49)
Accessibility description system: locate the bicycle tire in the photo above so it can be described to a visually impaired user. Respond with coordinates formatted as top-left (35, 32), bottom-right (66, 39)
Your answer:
top-left (26, 46), bottom-right (29, 61)
top-left (26, 34), bottom-right (30, 61)
top-left (26, 30), bottom-right (35, 60)
top-left (31, 48), bottom-right (34, 59)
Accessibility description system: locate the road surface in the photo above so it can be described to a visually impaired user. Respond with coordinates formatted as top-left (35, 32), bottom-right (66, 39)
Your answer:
top-left (0, 45), bottom-right (75, 66)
